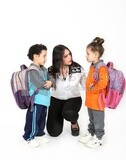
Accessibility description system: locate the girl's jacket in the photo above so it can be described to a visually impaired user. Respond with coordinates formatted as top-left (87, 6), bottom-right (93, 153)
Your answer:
top-left (85, 60), bottom-right (109, 111)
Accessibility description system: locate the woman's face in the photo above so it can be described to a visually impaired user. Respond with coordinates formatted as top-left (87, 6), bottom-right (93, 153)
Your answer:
top-left (62, 49), bottom-right (72, 66)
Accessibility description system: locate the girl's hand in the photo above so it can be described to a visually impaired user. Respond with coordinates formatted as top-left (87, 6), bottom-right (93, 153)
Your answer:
top-left (89, 83), bottom-right (94, 90)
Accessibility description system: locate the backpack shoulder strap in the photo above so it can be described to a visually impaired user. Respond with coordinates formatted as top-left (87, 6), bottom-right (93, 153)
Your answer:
top-left (94, 61), bottom-right (107, 81)
top-left (28, 65), bottom-right (39, 71)
top-left (95, 61), bottom-right (106, 72)
top-left (27, 65), bottom-right (40, 91)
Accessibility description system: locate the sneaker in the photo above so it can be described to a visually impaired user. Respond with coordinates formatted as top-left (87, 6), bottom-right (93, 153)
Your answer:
top-left (23, 139), bottom-right (40, 148)
top-left (79, 133), bottom-right (93, 144)
top-left (86, 135), bottom-right (102, 148)
top-left (35, 135), bottom-right (51, 145)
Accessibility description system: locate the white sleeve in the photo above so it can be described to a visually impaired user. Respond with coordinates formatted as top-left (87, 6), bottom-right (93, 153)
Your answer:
top-left (80, 67), bottom-right (86, 90)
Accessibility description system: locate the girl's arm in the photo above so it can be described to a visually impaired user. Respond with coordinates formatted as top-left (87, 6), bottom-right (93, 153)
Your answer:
top-left (89, 67), bottom-right (109, 94)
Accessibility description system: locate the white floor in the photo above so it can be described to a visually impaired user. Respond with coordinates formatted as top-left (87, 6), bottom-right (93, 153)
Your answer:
top-left (1, 92), bottom-right (126, 160)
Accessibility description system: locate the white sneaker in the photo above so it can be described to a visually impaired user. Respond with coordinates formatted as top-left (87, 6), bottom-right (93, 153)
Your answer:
top-left (86, 135), bottom-right (102, 148)
top-left (23, 139), bottom-right (40, 148)
top-left (79, 133), bottom-right (93, 144)
top-left (35, 135), bottom-right (51, 145)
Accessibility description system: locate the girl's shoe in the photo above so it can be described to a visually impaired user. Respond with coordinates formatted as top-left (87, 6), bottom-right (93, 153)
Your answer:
top-left (79, 133), bottom-right (93, 144)
top-left (86, 135), bottom-right (102, 148)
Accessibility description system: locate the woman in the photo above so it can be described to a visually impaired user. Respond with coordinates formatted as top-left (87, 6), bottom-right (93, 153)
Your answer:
top-left (47, 44), bottom-right (86, 137)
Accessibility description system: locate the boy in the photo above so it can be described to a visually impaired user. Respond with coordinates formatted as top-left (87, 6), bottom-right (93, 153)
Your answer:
top-left (23, 44), bottom-right (52, 147)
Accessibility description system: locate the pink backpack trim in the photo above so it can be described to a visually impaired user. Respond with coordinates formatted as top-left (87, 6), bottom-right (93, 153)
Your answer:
top-left (95, 61), bottom-right (126, 109)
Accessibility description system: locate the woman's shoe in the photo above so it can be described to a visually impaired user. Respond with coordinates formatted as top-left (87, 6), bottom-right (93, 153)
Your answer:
top-left (71, 122), bottom-right (80, 136)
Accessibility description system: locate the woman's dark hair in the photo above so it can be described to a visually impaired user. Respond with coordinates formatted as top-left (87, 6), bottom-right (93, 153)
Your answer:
top-left (27, 44), bottom-right (47, 61)
top-left (87, 37), bottom-right (105, 58)
top-left (51, 45), bottom-right (72, 78)
top-left (49, 44), bottom-right (81, 79)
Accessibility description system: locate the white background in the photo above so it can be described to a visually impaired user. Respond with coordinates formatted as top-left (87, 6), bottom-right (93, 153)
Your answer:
top-left (0, 0), bottom-right (126, 159)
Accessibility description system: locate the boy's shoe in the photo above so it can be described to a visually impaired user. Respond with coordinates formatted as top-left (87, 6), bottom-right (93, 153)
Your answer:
top-left (35, 135), bottom-right (51, 145)
top-left (86, 135), bottom-right (102, 148)
top-left (23, 139), bottom-right (40, 148)
top-left (79, 133), bottom-right (93, 144)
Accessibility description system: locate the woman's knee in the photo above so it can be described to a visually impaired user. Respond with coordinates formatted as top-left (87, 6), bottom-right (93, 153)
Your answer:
top-left (62, 110), bottom-right (78, 122)
top-left (46, 119), bottom-right (63, 137)
top-left (47, 126), bottom-right (62, 137)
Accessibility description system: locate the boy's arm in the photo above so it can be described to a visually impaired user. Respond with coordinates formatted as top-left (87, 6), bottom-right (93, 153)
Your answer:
top-left (29, 70), bottom-right (46, 89)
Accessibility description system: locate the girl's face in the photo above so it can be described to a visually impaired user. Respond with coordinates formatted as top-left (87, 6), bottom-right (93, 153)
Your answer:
top-left (62, 49), bottom-right (72, 66)
top-left (86, 47), bottom-right (99, 63)
top-left (34, 50), bottom-right (47, 66)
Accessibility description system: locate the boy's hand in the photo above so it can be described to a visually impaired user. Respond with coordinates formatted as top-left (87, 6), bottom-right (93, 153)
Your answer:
top-left (44, 81), bottom-right (52, 89)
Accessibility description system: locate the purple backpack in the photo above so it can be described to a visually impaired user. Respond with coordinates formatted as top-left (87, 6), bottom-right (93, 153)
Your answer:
top-left (11, 64), bottom-right (39, 111)
top-left (95, 61), bottom-right (126, 109)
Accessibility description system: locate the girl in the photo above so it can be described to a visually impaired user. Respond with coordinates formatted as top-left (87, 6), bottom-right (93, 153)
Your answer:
top-left (79, 37), bottom-right (109, 148)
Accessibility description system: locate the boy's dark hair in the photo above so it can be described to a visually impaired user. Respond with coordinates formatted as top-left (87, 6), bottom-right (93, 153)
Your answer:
top-left (27, 44), bottom-right (47, 61)
top-left (87, 37), bottom-right (105, 58)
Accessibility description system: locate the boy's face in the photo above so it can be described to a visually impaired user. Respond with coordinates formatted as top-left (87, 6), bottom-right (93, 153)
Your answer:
top-left (35, 50), bottom-right (47, 66)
